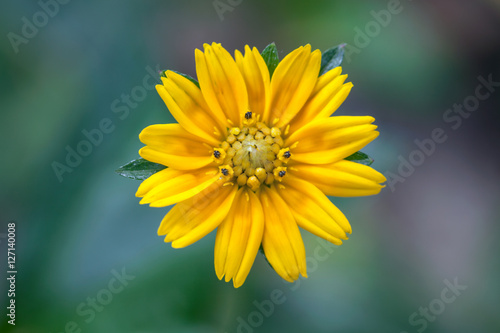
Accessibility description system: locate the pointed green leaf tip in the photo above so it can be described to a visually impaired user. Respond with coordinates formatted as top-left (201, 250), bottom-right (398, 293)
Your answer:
top-left (258, 245), bottom-right (273, 268)
top-left (319, 43), bottom-right (346, 76)
top-left (261, 43), bottom-right (279, 78)
top-left (344, 151), bottom-right (374, 166)
top-left (115, 158), bottom-right (167, 180)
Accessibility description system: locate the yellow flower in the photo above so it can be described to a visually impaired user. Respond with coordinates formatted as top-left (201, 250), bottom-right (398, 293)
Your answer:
top-left (136, 43), bottom-right (386, 287)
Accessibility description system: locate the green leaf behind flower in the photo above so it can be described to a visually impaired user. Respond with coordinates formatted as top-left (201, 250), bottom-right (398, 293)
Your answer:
top-left (258, 245), bottom-right (273, 268)
top-left (115, 158), bottom-right (167, 180)
top-left (261, 43), bottom-right (279, 78)
top-left (344, 151), bottom-right (374, 166)
top-left (161, 70), bottom-right (200, 88)
top-left (319, 44), bottom-right (346, 76)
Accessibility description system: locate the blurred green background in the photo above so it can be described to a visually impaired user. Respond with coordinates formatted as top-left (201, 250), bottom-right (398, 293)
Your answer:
top-left (1, 0), bottom-right (499, 332)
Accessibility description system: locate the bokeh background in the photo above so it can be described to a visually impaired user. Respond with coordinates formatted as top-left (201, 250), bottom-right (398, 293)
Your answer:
top-left (1, 0), bottom-right (499, 332)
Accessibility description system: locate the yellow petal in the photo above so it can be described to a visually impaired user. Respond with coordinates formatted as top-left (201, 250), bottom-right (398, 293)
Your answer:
top-left (289, 67), bottom-right (353, 132)
top-left (260, 186), bottom-right (307, 282)
top-left (157, 71), bottom-right (222, 146)
top-left (266, 45), bottom-right (321, 127)
top-left (293, 160), bottom-right (386, 197)
top-left (235, 45), bottom-right (270, 117)
top-left (135, 167), bottom-right (183, 198)
top-left (138, 167), bottom-right (219, 207)
top-left (156, 182), bottom-right (238, 248)
top-left (196, 43), bottom-right (248, 126)
top-left (139, 124), bottom-right (213, 170)
top-left (280, 174), bottom-right (352, 239)
top-left (286, 116), bottom-right (379, 164)
top-left (214, 194), bottom-right (236, 280)
top-left (316, 66), bottom-right (342, 90)
top-left (157, 204), bottom-right (184, 238)
top-left (214, 188), bottom-right (264, 288)
top-left (233, 190), bottom-right (265, 288)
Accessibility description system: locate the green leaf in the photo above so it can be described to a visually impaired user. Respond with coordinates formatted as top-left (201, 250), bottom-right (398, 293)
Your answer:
top-left (319, 44), bottom-right (346, 76)
top-left (161, 70), bottom-right (200, 88)
top-left (344, 151), bottom-right (374, 166)
top-left (115, 158), bottom-right (167, 180)
top-left (259, 245), bottom-right (273, 268)
top-left (261, 42), bottom-right (279, 78)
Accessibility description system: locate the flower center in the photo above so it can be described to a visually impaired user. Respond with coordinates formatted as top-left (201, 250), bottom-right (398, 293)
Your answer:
top-left (212, 113), bottom-right (292, 191)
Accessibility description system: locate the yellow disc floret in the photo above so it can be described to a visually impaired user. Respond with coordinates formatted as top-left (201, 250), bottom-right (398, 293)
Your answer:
top-left (214, 112), bottom-right (291, 191)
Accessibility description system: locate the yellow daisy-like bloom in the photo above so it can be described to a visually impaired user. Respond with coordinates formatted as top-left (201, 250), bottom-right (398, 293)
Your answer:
top-left (136, 43), bottom-right (386, 287)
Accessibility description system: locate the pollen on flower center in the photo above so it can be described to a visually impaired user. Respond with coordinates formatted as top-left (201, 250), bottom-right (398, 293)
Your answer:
top-left (212, 114), bottom-right (292, 190)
